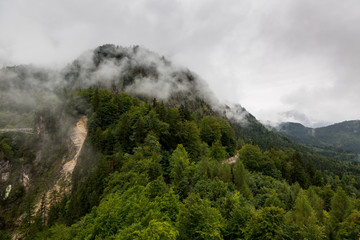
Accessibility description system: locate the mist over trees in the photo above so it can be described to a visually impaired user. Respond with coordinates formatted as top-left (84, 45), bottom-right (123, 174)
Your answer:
top-left (1, 45), bottom-right (360, 239)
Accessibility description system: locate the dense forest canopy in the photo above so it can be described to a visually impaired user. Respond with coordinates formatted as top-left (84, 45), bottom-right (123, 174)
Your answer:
top-left (1, 45), bottom-right (360, 239)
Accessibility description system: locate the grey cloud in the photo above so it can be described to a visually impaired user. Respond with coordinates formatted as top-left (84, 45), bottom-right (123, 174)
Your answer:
top-left (246, 0), bottom-right (360, 126)
top-left (1, 0), bottom-right (359, 126)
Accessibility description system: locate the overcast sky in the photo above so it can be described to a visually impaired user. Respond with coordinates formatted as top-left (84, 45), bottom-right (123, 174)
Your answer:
top-left (1, 0), bottom-right (359, 127)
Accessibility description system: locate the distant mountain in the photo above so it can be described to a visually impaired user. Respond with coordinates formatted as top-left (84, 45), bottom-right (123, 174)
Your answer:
top-left (276, 120), bottom-right (360, 161)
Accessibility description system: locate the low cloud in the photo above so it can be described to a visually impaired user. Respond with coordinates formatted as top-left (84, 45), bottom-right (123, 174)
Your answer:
top-left (0, 45), bottom-right (250, 127)
top-left (1, 0), bottom-right (359, 126)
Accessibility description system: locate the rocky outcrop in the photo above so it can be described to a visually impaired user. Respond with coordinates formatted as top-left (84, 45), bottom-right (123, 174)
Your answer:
top-left (63, 116), bottom-right (87, 178)
top-left (33, 116), bottom-right (87, 222)
top-left (19, 165), bottom-right (32, 190)
top-left (226, 153), bottom-right (239, 164)
top-left (0, 161), bottom-right (10, 182)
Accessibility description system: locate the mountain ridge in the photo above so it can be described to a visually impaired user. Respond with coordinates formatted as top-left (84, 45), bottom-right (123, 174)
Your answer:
top-left (276, 120), bottom-right (360, 160)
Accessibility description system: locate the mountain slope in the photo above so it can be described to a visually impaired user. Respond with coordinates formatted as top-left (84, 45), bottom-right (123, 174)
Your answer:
top-left (1, 44), bottom-right (360, 239)
top-left (276, 121), bottom-right (360, 161)
top-left (64, 45), bottom-right (305, 152)
top-left (316, 120), bottom-right (360, 153)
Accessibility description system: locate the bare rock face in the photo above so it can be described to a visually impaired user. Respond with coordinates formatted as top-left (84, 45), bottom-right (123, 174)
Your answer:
top-left (4, 184), bottom-right (11, 200)
top-left (0, 161), bottom-right (10, 182)
top-left (63, 116), bottom-right (88, 177)
top-left (34, 151), bottom-right (42, 165)
top-left (1, 172), bottom-right (9, 182)
top-left (226, 153), bottom-right (239, 164)
top-left (19, 164), bottom-right (32, 189)
top-left (33, 116), bottom-right (88, 223)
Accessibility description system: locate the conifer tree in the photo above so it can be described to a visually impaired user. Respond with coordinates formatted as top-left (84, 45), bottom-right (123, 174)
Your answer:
top-left (233, 159), bottom-right (252, 199)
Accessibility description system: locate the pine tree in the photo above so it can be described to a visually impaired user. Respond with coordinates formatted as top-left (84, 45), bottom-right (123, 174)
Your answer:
top-left (233, 159), bottom-right (252, 199)
top-left (169, 145), bottom-right (191, 199)
top-left (329, 187), bottom-right (352, 232)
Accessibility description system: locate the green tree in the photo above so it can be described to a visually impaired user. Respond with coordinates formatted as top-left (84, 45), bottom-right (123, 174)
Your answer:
top-left (238, 144), bottom-right (263, 172)
top-left (36, 224), bottom-right (73, 240)
top-left (307, 186), bottom-right (326, 224)
top-left (177, 121), bottom-right (201, 160)
top-left (222, 192), bottom-right (254, 239)
top-left (200, 116), bottom-right (236, 155)
top-left (289, 151), bottom-right (309, 188)
top-left (135, 220), bottom-right (178, 240)
top-left (169, 145), bottom-right (191, 198)
top-left (233, 159), bottom-right (252, 199)
top-left (218, 163), bottom-right (232, 183)
top-left (145, 109), bottom-right (170, 143)
top-left (313, 170), bottom-right (324, 186)
top-left (170, 145), bottom-right (189, 186)
top-left (319, 185), bottom-right (334, 211)
top-left (245, 206), bottom-right (285, 240)
top-left (210, 140), bottom-right (228, 161)
top-left (132, 116), bottom-right (147, 145)
top-left (154, 188), bottom-right (181, 222)
top-left (193, 178), bottom-right (229, 202)
top-left (329, 187), bottom-right (352, 235)
top-left (0, 138), bottom-right (13, 160)
top-left (264, 192), bottom-right (284, 209)
top-left (200, 116), bottom-right (221, 145)
top-left (338, 210), bottom-right (360, 239)
top-left (178, 193), bottom-right (224, 240)
top-left (288, 189), bottom-right (324, 239)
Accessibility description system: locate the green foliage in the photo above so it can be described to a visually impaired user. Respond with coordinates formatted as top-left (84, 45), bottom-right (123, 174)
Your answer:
top-left (177, 120), bottom-right (201, 160)
top-left (238, 144), bottom-right (280, 179)
top-left (338, 210), bottom-right (360, 239)
top-left (221, 192), bottom-right (254, 239)
top-left (218, 163), bottom-right (232, 183)
top-left (0, 138), bottom-right (13, 160)
top-left (210, 140), bottom-right (228, 161)
top-left (135, 220), bottom-right (178, 240)
top-left (199, 116), bottom-right (237, 159)
top-left (177, 193), bottom-right (224, 240)
top-left (72, 185), bottom-right (164, 239)
top-left (0, 230), bottom-right (11, 240)
top-left (153, 188), bottom-right (181, 222)
top-left (287, 189), bottom-right (325, 239)
top-left (233, 159), bottom-right (252, 199)
top-left (4, 88), bottom-right (360, 239)
top-left (200, 116), bottom-right (222, 145)
top-left (238, 144), bottom-right (263, 172)
top-left (36, 224), bottom-right (73, 240)
top-left (170, 145), bottom-right (189, 185)
top-left (193, 178), bottom-right (230, 202)
top-left (292, 190), bottom-right (314, 225)
top-left (264, 192), bottom-right (285, 209)
top-left (169, 144), bottom-right (193, 199)
top-left (330, 187), bottom-right (352, 226)
top-left (245, 206), bottom-right (286, 240)
top-left (289, 151), bottom-right (310, 188)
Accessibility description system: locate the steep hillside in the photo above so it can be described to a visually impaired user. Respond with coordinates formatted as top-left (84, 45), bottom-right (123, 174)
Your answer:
top-left (1, 44), bottom-right (360, 239)
top-left (277, 121), bottom-right (360, 161)
top-left (62, 45), bottom-right (305, 152)
top-left (21, 88), bottom-right (360, 240)
top-left (316, 120), bottom-right (360, 153)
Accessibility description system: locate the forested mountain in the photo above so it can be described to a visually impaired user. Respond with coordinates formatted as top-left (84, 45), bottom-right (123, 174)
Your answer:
top-left (276, 121), bottom-right (360, 161)
top-left (1, 45), bottom-right (360, 239)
